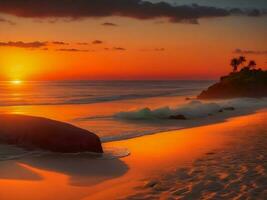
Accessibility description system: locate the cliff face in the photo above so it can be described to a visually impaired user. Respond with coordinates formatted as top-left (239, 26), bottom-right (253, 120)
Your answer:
top-left (198, 68), bottom-right (267, 99)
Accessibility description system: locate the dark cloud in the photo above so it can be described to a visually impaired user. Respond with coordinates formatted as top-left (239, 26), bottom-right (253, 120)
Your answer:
top-left (92, 40), bottom-right (103, 45)
top-left (0, 17), bottom-right (16, 25)
top-left (77, 42), bottom-right (89, 45)
top-left (0, 0), bottom-right (252, 24)
top-left (234, 48), bottom-right (267, 55)
top-left (105, 47), bottom-right (126, 51)
top-left (229, 8), bottom-right (264, 17)
top-left (102, 22), bottom-right (118, 26)
top-left (113, 47), bottom-right (126, 51)
top-left (0, 40), bottom-right (104, 52)
top-left (0, 41), bottom-right (47, 48)
top-left (56, 48), bottom-right (92, 52)
top-left (247, 9), bottom-right (261, 17)
top-left (52, 41), bottom-right (69, 45)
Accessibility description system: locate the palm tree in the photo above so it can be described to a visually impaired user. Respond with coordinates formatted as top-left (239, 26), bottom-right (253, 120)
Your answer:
top-left (238, 56), bottom-right (246, 67)
top-left (231, 58), bottom-right (240, 72)
top-left (248, 60), bottom-right (257, 69)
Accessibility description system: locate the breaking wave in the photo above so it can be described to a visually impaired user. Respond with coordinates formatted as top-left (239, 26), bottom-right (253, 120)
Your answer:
top-left (114, 98), bottom-right (267, 120)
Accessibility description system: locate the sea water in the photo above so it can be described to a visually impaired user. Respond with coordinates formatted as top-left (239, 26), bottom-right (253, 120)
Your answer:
top-left (1, 80), bottom-right (266, 142)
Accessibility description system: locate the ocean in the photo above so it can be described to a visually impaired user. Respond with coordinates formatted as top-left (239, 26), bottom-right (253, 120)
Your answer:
top-left (0, 80), bottom-right (213, 106)
top-left (1, 80), bottom-right (264, 142)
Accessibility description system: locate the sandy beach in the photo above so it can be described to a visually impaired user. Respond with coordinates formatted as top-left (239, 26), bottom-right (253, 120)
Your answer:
top-left (0, 109), bottom-right (266, 200)
top-left (1, 1), bottom-right (266, 198)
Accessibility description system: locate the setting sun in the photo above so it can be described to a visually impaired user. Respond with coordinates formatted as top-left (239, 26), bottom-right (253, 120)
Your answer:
top-left (0, 1), bottom-right (267, 200)
top-left (0, 49), bottom-right (44, 81)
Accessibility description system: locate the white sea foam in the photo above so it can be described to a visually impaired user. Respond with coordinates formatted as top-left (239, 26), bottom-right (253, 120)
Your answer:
top-left (114, 98), bottom-right (267, 120)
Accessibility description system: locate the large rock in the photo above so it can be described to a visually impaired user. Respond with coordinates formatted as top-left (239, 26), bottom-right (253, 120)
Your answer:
top-left (0, 114), bottom-right (103, 153)
top-left (169, 114), bottom-right (187, 120)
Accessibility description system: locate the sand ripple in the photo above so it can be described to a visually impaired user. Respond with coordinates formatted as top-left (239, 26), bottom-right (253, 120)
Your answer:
top-left (122, 132), bottom-right (267, 200)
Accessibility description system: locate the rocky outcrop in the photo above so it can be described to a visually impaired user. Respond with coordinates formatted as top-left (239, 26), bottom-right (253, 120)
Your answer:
top-left (0, 114), bottom-right (103, 153)
top-left (198, 68), bottom-right (267, 99)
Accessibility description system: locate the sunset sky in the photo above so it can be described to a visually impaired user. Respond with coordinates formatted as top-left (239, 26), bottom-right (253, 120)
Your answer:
top-left (0, 0), bottom-right (266, 81)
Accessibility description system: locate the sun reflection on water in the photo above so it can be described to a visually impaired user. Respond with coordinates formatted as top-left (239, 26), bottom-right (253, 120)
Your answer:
top-left (10, 80), bottom-right (22, 85)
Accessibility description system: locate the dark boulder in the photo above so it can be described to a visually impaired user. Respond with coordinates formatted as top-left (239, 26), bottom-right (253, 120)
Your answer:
top-left (223, 107), bottom-right (235, 111)
top-left (169, 114), bottom-right (187, 120)
top-left (0, 114), bottom-right (103, 153)
top-left (218, 107), bottom-right (235, 112)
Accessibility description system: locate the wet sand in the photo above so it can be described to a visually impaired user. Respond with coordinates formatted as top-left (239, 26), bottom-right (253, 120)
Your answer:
top-left (1, 109), bottom-right (267, 199)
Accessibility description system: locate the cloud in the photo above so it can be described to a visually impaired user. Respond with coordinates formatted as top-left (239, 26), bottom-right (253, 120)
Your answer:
top-left (52, 41), bottom-right (69, 45)
top-left (102, 22), bottom-right (118, 26)
top-left (229, 8), bottom-right (265, 17)
top-left (0, 41), bottom-right (47, 48)
top-left (113, 47), bottom-right (126, 51)
top-left (77, 42), bottom-right (89, 45)
top-left (247, 9), bottom-right (261, 17)
top-left (0, 0), bottom-right (256, 24)
top-left (0, 17), bottom-right (16, 25)
top-left (56, 48), bottom-right (92, 52)
top-left (92, 40), bottom-right (103, 45)
top-left (104, 47), bottom-right (126, 51)
top-left (234, 48), bottom-right (267, 55)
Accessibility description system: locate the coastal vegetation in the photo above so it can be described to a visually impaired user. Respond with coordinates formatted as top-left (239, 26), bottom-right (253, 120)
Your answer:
top-left (198, 57), bottom-right (267, 99)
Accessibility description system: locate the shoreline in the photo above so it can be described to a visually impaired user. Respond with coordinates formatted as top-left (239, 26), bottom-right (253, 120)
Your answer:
top-left (2, 88), bottom-right (267, 142)
top-left (101, 103), bottom-right (264, 143)
top-left (0, 109), bottom-right (267, 199)
top-left (93, 109), bottom-right (267, 199)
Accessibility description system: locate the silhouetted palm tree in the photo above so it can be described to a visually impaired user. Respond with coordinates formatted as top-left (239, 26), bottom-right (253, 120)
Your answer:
top-left (231, 58), bottom-right (240, 72)
top-left (238, 56), bottom-right (246, 67)
top-left (248, 60), bottom-right (257, 69)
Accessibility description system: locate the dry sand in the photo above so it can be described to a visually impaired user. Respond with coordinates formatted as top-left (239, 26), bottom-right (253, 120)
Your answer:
top-left (1, 110), bottom-right (267, 200)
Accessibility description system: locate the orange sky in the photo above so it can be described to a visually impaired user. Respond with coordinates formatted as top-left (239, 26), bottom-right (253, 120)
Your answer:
top-left (0, 13), bottom-right (267, 81)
